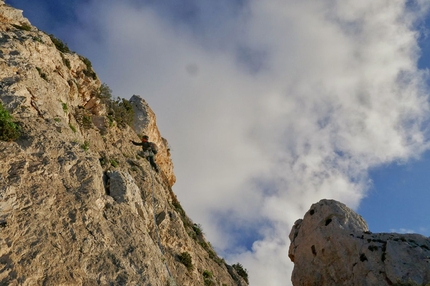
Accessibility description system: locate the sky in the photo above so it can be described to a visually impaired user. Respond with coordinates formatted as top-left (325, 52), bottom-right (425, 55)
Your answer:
top-left (6, 0), bottom-right (430, 284)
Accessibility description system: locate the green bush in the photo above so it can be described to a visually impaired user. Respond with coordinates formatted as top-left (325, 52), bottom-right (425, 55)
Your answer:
top-left (99, 156), bottom-right (107, 167)
top-left (178, 252), bottom-right (193, 271)
top-left (74, 108), bottom-right (94, 130)
top-left (110, 159), bottom-right (119, 168)
top-left (107, 116), bottom-right (115, 127)
top-left (112, 98), bottom-right (134, 128)
top-left (82, 115), bottom-right (92, 129)
top-left (203, 270), bottom-right (213, 279)
top-left (61, 102), bottom-right (68, 113)
top-left (69, 124), bottom-right (77, 133)
top-left (79, 56), bottom-right (97, 79)
top-left (232, 263), bottom-right (249, 283)
top-left (81, 141), bottom-right (90, 152)
top-left (203, 270), bottom-right (214, 285)
top-left (97, 83), bottom-right (134, 128)
top-left (193, 223), bottom-right (203, 236)
top-left (36, 67), bottom-right (48, 81)
top-left (98, 83), bottom-right (113, 101)
top-left (12, 23), bottom-right (31, 31)
top-left (61, 54), bottom-right (71, 69)
top-left (49, 34), bottom-right (70, 53)
top-left (33, 36), bottom-right (43, 43)
top-left (172, 198), bottom-right (185, 217)
top-left (0, 102), bottom-right (21, 141)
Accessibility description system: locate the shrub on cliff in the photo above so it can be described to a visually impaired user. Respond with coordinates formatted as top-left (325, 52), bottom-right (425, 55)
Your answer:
top-left (48, 34), bottom-right (96, 79)
top-left (49, 34), bottom-right (70, 53)
top-left (232, 263), bottom-right (249, 284)
top-left (79, 56), bottom-right (97, 80)
top-left (178, 252), bottom-right (193, 271)
top-left (98, 83), bottom-right (134, 128)
top-left (0, 102), bottom-right (21, 141)
top-left (12, 23), bottom-right (31, 31)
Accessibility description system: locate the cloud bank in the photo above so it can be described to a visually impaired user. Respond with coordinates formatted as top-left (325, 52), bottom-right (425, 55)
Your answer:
top-left (57, 0), bottom-right (430, 284)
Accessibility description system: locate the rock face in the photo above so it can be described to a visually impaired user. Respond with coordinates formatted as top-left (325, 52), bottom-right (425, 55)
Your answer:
top-left (129, 95), bottom-right (176, 186)
top-left (0, 3), bottom-right (248, 286)
top-left (289, 199), bottom-right (430, 286)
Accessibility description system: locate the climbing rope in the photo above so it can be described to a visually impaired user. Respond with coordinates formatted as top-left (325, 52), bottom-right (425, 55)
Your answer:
top-left (149, 169), bottom-right (177, 286)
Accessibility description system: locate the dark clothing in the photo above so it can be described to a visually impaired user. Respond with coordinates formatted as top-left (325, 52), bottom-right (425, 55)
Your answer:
top-left (131, 140), bottom-right (154, 152)
top-left (131, 140), bottom-right (159, 172)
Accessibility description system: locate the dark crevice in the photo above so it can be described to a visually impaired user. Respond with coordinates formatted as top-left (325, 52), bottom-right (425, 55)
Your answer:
top-left (311, 245), bottom-right (317, 256)
top-left (103, 172), bottom-right (110, 196)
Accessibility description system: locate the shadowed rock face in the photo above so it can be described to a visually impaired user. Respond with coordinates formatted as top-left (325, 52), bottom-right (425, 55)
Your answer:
top-left (289, 199), bottom-right (430, 286)
top-left (0, 2), bottom-right (248, 285)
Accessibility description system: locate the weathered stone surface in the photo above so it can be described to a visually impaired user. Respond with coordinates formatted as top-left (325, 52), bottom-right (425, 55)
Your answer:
top-left (0, 2), bottom-right (248, 286)
top-left (0, 0), bottom-right (30, 26)
top-left (289, 199), bottom-right (430, 286)
top-left (130, 94), bottom-right (176, 186)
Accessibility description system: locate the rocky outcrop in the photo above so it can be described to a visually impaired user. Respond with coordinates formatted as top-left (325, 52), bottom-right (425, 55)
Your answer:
top-left (289, 199), bottom-right (430, 286)
top-left (0, 0), bottom-right (30, 27)
top-left (130, 95), bottom-right (176, 186)
top-left (0, 2), bottom-right (247, 285)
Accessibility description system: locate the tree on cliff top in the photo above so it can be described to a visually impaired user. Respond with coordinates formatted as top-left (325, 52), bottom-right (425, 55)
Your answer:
top-left (97, 83), bottom-right (134, 128)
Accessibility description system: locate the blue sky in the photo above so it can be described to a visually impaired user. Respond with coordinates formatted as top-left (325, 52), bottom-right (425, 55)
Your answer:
top-left (360, 10), bottom-right (430, 235)
top-left (6, 0), bottom-right (430, 285)
top-left (361, 151), bottom-right (430, 234)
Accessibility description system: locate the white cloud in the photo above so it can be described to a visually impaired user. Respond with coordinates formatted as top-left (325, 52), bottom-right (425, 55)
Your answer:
top-left (390, 228), bottom-right (416, 234)
top-left (66, 0), bottom-right (430, 284)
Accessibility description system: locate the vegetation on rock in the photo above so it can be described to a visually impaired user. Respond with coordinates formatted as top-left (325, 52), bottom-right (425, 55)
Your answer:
top-left (203, 270), bottom-right (215, 285)
top-left (12, 23), bottom-right (31, 31)
top-left (49, 34), bottom-right (70, 53)
top-left (110, 159), bottom-right (119, 168)
top-left (232, 263), bottom-right (249, 284)
top-left (80, 141), bottom-right (90, 152)
top-left (178, 252), bottom-right (193, 271)
top-left (0, 102), bottom-right (21, 141)
top-left (98, 83), bottom-right (134, 128)
top-left (36, 67), bottom-right (48, 81)
top-left (0, 3), bottom-right (250, 283)
top-left (61, 54), bottom-right (71, 69)
top-left (79, 55), bottom-right (97, 79)
top-left (48, 34), bottom-right (95, 78)
top-left (69, 124), bottom-right (77, 133)
top-left (61, 102), bottom-right (68, 113)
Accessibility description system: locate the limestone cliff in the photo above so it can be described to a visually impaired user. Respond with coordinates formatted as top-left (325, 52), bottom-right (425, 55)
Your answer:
top-left (289, 199), bottom-right (430, 286)
top-left (0, 2), bottom-right (248, 285)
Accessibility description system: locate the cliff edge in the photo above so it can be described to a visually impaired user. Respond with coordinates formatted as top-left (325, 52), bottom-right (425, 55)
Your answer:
top-left (0, 2), bottom-right (248, 285)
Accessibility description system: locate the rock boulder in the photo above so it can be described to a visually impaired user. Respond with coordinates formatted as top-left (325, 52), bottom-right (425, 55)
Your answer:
top-left (289, 199), bottom-right (430, 285)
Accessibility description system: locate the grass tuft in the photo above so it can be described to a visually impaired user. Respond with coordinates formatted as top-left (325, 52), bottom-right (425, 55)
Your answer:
top-left (0, 102), bottom-right (21, 141)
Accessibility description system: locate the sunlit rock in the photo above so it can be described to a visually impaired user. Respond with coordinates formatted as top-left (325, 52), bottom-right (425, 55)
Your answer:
top-left (0, 2), bottom-right (247, 285)
top-left (289, 199), bottom-right (430, 286)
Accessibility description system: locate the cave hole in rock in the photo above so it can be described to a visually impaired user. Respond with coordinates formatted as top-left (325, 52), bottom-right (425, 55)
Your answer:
top-left (103, 172), bottom-right (110, 196)
top-left (311, 245), bottom-right (317, 256)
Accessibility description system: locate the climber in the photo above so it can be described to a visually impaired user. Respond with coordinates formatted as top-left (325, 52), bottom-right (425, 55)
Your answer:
top-left (130, 135), bottom-right (159, 172)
